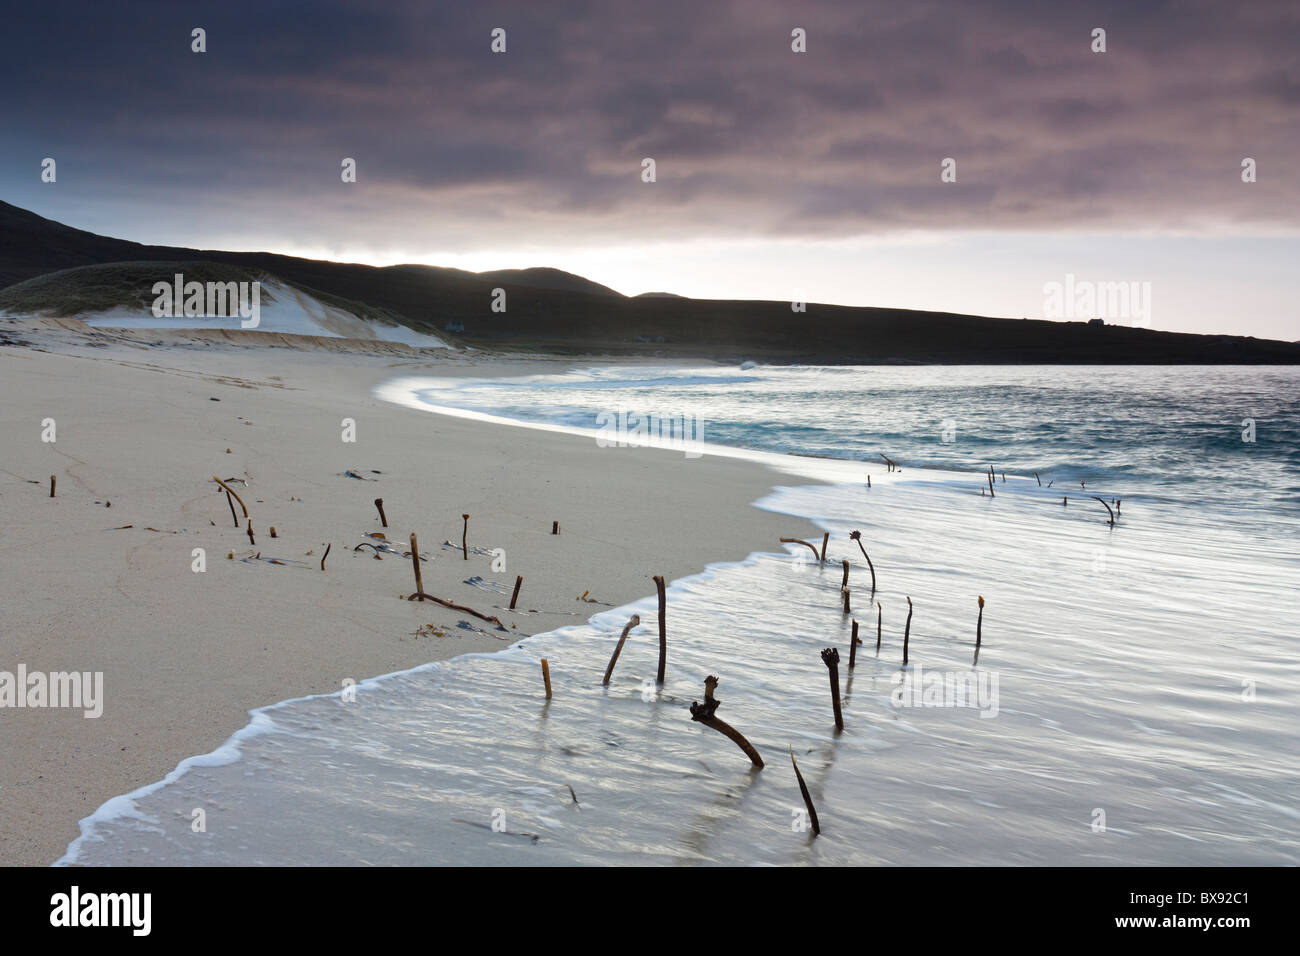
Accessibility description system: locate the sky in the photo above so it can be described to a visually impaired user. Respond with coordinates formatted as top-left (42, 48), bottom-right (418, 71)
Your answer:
top-left (2, 0), bottom-right (1297, 339)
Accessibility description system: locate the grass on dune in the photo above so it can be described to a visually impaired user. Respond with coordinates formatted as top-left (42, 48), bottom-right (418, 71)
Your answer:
top-left (0, 260), bottom-right (412, 329)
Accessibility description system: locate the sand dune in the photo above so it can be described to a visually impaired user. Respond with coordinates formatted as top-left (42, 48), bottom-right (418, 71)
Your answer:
top-left (80, 279), bottom-right (450, 347)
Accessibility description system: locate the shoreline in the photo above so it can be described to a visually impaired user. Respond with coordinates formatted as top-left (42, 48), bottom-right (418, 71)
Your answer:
top-left (0, 321), bottom-right (823, 865)
top-left (57, 537), bottom-right (797, 865)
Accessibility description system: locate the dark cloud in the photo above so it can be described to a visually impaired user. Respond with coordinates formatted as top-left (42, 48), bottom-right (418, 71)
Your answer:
top-left (1, 0), bottom-right (1296, 251)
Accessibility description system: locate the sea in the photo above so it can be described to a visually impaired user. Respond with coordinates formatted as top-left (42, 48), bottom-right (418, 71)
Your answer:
top-left (60, 364), bottom-right (1300, 865)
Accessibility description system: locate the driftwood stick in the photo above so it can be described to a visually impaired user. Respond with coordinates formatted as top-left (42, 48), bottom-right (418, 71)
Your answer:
top-left (849, 619), bottom-right (860, 669)
top-left (602, 614), bottom-right (641, 685)
top-left (541, 658), bottom-right (552, 699)
top-left (374, 498), bottom-right (387, 527)
top-left (974, 595), bottom-right (984, 666)
top-left (320, 543), bottom-right (331, 571)
top-left (49, 475), bottom-right (56, 498)
top-left (462, 513), bottom-right (470, 560)
top-left (822, 647), bottom-right (843, 730)
top-left (509, 575), bottom-right (523, 610)
top-left (903, 596), bottom-right (914, 665)
top-left (224, 489), bottom-right (239, 527)
top-left (246, 522), bottom-right (255, 546)
top-left (876, 601), bottom-right (883, 652)
top-left (841, 559), bottom-right (849, 590)
top-left (819, 531), bottom-right (829, 562)
top-left (780, 537), bottom-right (821, 561)
top-left (987, 468), bottom-right (996, 498)
top-left (842, 587), bottom-right (851, 613)
top-left (211, 476), bottom-right (249, 518)
top-left (1091, 496), bottom-right (1115, 527)
top-left (849, 531), bottom-right (876, 592)
top-left (409, 532), bottom-right (426, 599)
top-left (653, 575), bottom-right (667, 683)
top-left (790, 747), bottom-right (822, 836)
top-left (551, 520), bottom-right (559, 535)
top-left (690, 676), bottom-right (763, 769)
top-left (1035, 472), bottom-right (1041, 486)
top-left (407, 592), bottom-right (507, 629)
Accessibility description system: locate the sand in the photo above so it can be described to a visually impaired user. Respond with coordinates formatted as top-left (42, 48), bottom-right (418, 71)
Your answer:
top-left (0, 319), bottom-right (820, 865)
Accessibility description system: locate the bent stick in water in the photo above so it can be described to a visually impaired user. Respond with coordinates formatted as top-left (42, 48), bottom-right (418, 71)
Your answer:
top-left (790, 747), bottom-right (822, 836)
top-left (602, 614), bottom-right (641, 685)
top-left (780, 537), bottom-right (821, 561)
top-left (690, 675), bottom-right (763, 769)
top-left (849, 531), bottom-right (876, 592)
top-left (903, 597), bottom-right (914, 665)
top-left (1091, 496), bottom-right (1116, 526)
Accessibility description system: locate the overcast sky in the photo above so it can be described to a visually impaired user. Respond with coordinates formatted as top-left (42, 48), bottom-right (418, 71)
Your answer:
top-left (2, 0), bottom-right (1297, 338)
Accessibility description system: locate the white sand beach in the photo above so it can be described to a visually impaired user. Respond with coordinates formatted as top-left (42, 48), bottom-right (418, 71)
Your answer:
top-left (0, 319), bottom-right (820, 865)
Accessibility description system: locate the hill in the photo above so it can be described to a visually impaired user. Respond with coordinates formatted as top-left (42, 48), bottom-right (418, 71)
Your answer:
top-left (2, 200), bottom-right (1297, 363)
